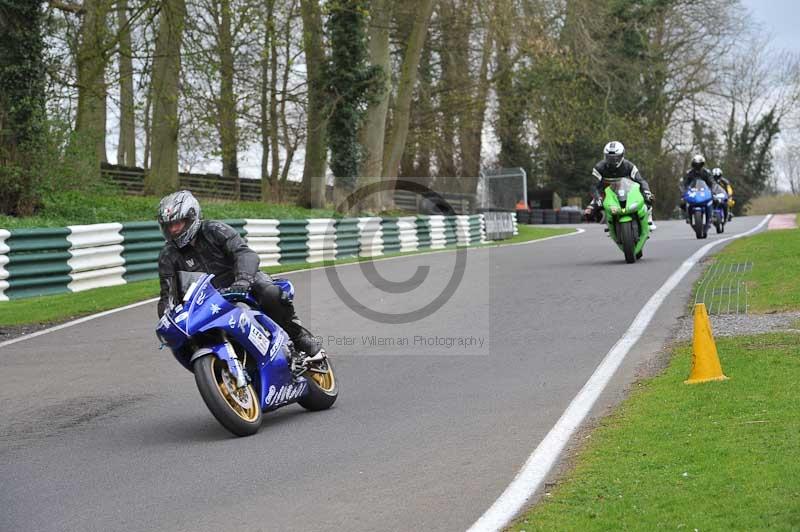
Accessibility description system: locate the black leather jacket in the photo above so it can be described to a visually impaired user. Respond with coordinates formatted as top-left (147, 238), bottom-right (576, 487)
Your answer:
top-left (682, 168), bottom-right (717, 190)
top-left (592, 159), bottom-right (651, 196)
top-left (157, 220), bottom-right (262, 316)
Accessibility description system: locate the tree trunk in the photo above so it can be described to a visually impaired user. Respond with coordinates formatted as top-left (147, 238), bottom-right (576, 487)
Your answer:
top-left (145, 0), bottom-right (187, 195)
top-left (299, 0), bottom-right (327, 208)
top-left (259, 1), bottom-right (273, 198)
top-left (357, 0), bottom-right (393, 210)
top-left (382, 0), bottom-right (436, 180)
top-left (457, 8), bottom-right (491, 190)
top-left (116, 0), bottom-right (136, 167)
top-left (75, 0), bottom-right (110, 169)
top-left (217, 0), bottom-right (239, 199)
top-left (0, 0), bottom-right (46, 215)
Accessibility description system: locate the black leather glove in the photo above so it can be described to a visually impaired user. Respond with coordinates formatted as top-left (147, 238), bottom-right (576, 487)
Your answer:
top-left (221, 279), bottom-right (252, 295)
top-left (644, 190), bottom-right (655, 203)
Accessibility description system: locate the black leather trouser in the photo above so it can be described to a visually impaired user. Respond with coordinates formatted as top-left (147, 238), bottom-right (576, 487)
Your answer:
top-left (250, 272), bottom-right (307, 340)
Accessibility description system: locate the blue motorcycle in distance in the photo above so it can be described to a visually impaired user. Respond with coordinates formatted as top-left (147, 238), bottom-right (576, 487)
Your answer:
top-left (156, 272), bottom-right (337, 436)
top-left (683, 179), bottom-right (713, 239)
top-left (711, 183), bottom-right (729, 234)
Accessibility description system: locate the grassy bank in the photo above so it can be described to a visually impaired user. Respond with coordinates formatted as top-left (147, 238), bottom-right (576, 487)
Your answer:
top-left (512, 332), bottom-right (800, 531)
top-left (0, 224), bottom-right (573, 328)
top-left (745, 193), bottom-right (800, 215)
top-left (0, 190), bottom-right (338, 228)
top-left (696, 227), bottom-right (800, 313)
top-left (511, 225), bottom-right (800, 530)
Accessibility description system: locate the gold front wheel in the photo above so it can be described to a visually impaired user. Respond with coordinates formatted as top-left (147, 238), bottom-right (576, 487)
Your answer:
top-left (194, 355), bottom-right (263, 436)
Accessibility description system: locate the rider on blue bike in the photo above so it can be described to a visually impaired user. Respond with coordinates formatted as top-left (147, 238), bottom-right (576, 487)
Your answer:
top-left (712, 167), bottom-right (734, 221)
top-left (156, 190), bottom-right (321, 357)
top-left (679, 154), bottom-right (718, 222)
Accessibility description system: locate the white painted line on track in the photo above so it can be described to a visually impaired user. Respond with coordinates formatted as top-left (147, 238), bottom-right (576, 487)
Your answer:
top-left (0, 227), bottom-right (584, 350)
top-left (0, 297), bottom-right (160, 349)
top-left (467, 215), bottom-right (772, 532)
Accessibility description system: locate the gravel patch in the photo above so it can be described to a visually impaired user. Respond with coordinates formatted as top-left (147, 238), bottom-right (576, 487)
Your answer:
top-left (0, 322), bottom-right (59, 343)
top-left (674, 311), bottom-right (800, 341)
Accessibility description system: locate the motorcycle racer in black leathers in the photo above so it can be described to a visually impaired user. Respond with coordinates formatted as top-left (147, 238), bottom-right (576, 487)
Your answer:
top-left (591, 141), bottom-right (656, 230)
top-left (156, 190), bottom-right (321, 357)
top-left (679, 154), bottom-right (718, 222)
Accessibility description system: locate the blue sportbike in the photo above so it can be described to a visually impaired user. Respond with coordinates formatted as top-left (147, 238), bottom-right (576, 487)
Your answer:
top-left (156, 272), bottom-right (337, 436)
top-left (683, 179), bottom-right (713, 239)
top-left (711, 183), bottom-right (729, 234)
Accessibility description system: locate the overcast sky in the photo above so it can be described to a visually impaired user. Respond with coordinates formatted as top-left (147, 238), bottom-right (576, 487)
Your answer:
top-left (740, 0), bottom-right (800, 53)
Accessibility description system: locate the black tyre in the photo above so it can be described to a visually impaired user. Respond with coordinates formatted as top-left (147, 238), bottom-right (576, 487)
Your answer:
top-left (297, 357), bottom-right (338, 411)
top-left (194, 355), bottom-right (262, 437)
top-left (619, 221), bottom-right (636, 264)
top-left (693, 211), bottom-right (704, 239)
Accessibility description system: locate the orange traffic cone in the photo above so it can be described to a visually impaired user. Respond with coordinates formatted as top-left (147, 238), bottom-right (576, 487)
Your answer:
top-left (685, 303), bottom-right (729, 384)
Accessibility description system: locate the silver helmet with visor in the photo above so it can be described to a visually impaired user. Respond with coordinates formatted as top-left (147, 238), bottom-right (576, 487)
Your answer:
top-left (157, 190), bottom-right (201, 248)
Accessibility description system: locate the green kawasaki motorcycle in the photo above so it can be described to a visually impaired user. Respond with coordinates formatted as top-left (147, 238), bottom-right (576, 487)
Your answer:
top-left (602, 177), bottom-right (651, 264)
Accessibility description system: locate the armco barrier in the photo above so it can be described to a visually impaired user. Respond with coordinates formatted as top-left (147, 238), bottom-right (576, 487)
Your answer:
top-left (334, 218), bottom-right (360, 259)
top-left (306, 219), bottom-right (336, 263)
top-left (397, 217), bottom-right (419, 253)
top-left (358, 217), bottom-right (383, 257)
top-left (429, 215), bottom-right (446, 248)
top-left (67, 223), bottom-right (126, 292)
top-left (0, 214), bottom-right (501, 301)
top-left (0, 230), bottom-right (10, 301)
top-left (120, 221), bottom-right (163, 282)
top-left (277, 219), bottom-right (308, 264)
top-left (416, 216), bottom-right (432, 249)
top-left (3, 228), bottom-right (72, 299)
top-left (243, 219), bottom-right (280, 267)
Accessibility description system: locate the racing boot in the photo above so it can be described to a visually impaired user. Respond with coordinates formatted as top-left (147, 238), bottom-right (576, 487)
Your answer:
top-left (285, 319), bottom-right (321, 358)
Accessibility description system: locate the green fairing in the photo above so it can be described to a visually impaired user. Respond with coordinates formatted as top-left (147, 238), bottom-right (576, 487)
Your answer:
top-left (602, 178), bottom-right (650, 263)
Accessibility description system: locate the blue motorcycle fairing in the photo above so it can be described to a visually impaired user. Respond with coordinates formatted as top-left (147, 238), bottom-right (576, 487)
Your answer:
top-left (156, 273), bottom-right (309, 410)
top-left (684, 180), bottom-right (713, 226)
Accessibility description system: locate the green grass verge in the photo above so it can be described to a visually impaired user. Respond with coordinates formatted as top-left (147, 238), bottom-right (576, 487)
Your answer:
top-left (0, 225), bottom-right (574, 327)
top-left (0, 190), bottom-right (339, 228)
top-left (511, 226), bottom-right (800, 530)
top-left (511, 332), bottom-right (800, 531)
top-left (746, 194), bottom-right (800, 215)
top-left (695, 227), bottom-right (800, 313)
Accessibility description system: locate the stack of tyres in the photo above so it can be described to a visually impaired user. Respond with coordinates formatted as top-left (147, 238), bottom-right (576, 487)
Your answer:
top-left (556, 210), bottom-right (571, 224)
top-left (530, 209), bottom-right (545, 224)
top-left (515, 210), bottom-right (531, 224)
top-left (568, 210), bottom-right (582, 224)
top-left (543, 210), bottom-right (557, 224)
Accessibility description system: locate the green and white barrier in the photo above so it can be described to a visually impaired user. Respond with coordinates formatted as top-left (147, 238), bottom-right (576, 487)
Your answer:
top-left (0, 214), bottom-right (497, 301)
top-left (0, 230), bottom-right (10, 301)
top-left (243, 219), bottom-right (281, 267)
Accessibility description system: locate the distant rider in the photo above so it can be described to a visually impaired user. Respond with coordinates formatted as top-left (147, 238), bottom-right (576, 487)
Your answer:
top-left (679, 154), bottom-right (718, 222)
top-left (712, 167), bottom-right (734, 221)
top-left (156, 190), bottom-right (321, 358)
top-left (591, 141), bottom-right (656, 230)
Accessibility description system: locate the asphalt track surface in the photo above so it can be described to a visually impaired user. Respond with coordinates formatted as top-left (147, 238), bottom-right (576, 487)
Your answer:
top-left (0, 217), bottom-right (765, 532)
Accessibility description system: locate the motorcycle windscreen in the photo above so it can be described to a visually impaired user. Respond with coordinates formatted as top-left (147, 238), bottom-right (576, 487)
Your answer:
top-left (688, 179), bottom-right (709, 192)
top-left (176, 270), bottom-right (208, 301)
top-left (607, 177), bottom-right (636, 206)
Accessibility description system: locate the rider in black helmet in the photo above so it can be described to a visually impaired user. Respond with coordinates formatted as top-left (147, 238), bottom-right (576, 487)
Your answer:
top-left (679, 154), bottom-right (718, 222)
top-left (155, 190), bottom-right (321, 358)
